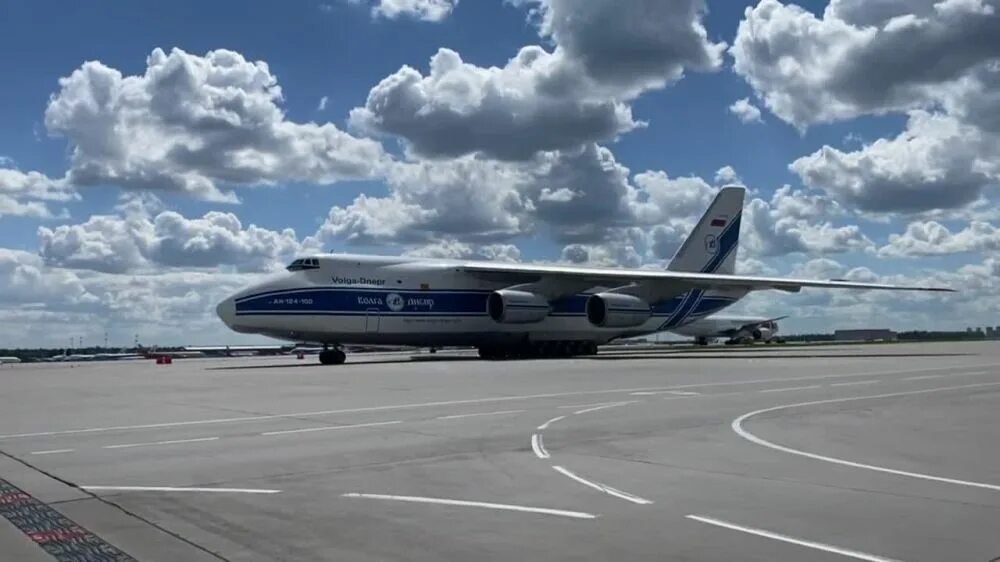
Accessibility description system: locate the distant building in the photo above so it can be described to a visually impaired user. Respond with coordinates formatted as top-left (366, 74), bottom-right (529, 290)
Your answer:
top-left (834, 329), bottom-right (898, 342)
top-left (988, 327), bottom-right (997, 338)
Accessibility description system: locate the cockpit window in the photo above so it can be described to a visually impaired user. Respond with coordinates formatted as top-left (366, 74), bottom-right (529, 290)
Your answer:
top-left (286, 258), bottom-right (320, 271)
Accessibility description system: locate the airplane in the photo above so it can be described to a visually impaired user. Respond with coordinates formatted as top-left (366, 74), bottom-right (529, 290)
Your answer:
top-left (216, 186), bottom-right (952, 365)
top-left (672, 315), bottom-right (787, 345)
top-left (0, 356), bottom-right (21, 364)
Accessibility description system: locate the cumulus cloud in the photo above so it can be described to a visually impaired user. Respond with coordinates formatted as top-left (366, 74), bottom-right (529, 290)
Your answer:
top-left (0, 168), bottom-right (77, 218)
top-left (365, 0), bottom-right (458, 21)
top-left (349, 48), bottom-right (640, 160)
top-left (728, 98), bottom-right (763, 123)
top-left (714, 165), bottom-right (741, 184)
top-left (34, 47), bottom-right (387, 202)
top-left (791, 111), bottom-right (1000, 213)
top-left (743, 186), bottom-right (873, 257)
top-left (404, 240), bottom-right (522, 262)
top-left (731, 0), bottom-right (1000, 128)
top-left (879, 220), bottom-right (1000, 256)
top-left (730, 0), bottom-right (1000, 215)
top-left (524, 0), bottom-right (726, 96)
top-left (350, 1), bottom-right (724, 160)
top-left (38, 196), bottom-right (317, 273)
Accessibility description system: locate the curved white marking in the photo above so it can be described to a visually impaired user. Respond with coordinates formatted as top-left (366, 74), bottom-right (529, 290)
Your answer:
top-left (686, 515), bottom-right (900, 562)
top-left (552, 466), bottom-right (652, 505)
top-left (531, 434), bottom-right (549, 459)
top-left (537, 416), bottom-right (565, 430)
top-left (831, 380), bottom-right (879, 387)
top-left (342, 493), bottom-right (596, 520)
top-left (902, 374), bottom-right (943, 381)
top-left (437, 410), bottom-right (524, 420)
top-left (3, 364), bottom-right (994, 440)
top-left (82, 486), bottom-right (280, 494)
top-left (30, 449), bottom-right (75, 455)
top-left (262, 420), bottom-right (401, 436)
top-left (733, 381), bottom-right (1000, 492)
top-left (573, 401), bottom-right (635, 415)
top-left (103, 437), bottom-right (219, 449)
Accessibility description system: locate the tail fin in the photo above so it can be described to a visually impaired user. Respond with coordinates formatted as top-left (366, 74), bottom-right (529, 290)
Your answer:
top-left (667, 185), bottom-right (745, 274)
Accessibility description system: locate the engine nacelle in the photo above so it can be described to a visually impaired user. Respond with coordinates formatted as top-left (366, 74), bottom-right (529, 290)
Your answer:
top-left (487, 290), bottom-right (551, 324)
top-left (753, 327), bottom-right (773, 341)
top-left (585, 293), bottom-right (652, 328)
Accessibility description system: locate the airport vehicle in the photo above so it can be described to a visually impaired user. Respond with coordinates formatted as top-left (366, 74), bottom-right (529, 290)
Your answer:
top-left (217, 187), bottom-right (952, 365)
top-left (673, 315), bottom-right (786, 345)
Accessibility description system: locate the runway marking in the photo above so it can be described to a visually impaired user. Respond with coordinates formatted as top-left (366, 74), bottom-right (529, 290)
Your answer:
top-left (537, 416), bottom-right (565, 430)
top-left (573, 401), bottom-right (636, 415)
top-left (436, 410), bottom-right (524, 420)
top-left (531, 434), bottom-right (550, 459)
top-left (552, 466), bottom-right (653, 505)
top-left (82, 486), bottom-right (281, 494)
top-left (760, 385), bottom-right (821, 393)
top-left (901, 374), bottom-right (943, 381)
top-left (558, 402), bottom-right (621, 410)
top-left (733, 381), bottom-right (1000, 492)
top-left (102, 437), bottom-right (219, 450)
top-left (831, 380), bottom-right (880, 387)
top-left (261, 420), bottom-right (402, 436)
top-left (341, 493), bottom-right (596, 520)
top-left (631, 390), bottom-right (700, 396)
top-left (3, 363), bottom-right (996, 440)
top-left (686, 515), bottom-right (900, 562)
top-left (29, 449), bottom-right (75, 455)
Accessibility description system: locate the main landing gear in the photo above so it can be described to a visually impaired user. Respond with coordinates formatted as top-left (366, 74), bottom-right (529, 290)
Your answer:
top-left (318, 346), bottom-right (346, 365)
top-left (477, 341), bottom-right (598, 360)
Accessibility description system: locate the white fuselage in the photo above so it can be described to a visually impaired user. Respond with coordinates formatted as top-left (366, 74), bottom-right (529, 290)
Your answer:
top-left (672, 315), bottom-right (778, 341)
top-left (218, 255), bottom-right (747, 347)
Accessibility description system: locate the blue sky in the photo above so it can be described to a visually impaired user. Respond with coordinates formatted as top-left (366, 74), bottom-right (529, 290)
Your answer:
top-left (1, 0), bottom-right (998, 346)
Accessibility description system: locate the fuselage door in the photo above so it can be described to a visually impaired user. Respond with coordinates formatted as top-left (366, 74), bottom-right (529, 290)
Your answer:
top-left (365, 308), bottom-right (380, 333)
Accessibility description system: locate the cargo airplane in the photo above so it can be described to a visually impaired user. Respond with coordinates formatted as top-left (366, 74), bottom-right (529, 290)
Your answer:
top-left (217, 186), bottom-right (951, 365)
top-left (672, 315), bottom-right (786, 345)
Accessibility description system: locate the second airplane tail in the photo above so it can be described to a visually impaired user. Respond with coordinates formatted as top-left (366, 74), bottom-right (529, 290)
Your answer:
top-left (667, 185), bottom-right (745, 275)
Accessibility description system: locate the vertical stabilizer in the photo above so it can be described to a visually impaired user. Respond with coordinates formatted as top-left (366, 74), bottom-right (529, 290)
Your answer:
top-left (667, 185), bottom-right (745, 274)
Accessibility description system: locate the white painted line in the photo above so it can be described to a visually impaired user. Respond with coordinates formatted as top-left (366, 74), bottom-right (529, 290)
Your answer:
top-left (4, 363), bottom-right (996, 440)
top-left (30, 449), bottom-right (75, 455)
top-left (686, 515), bottom-right (900, 562)
top-left (831, 380), bottom-right (880, 387)
top-left (82, 486), bottom-right (280, 494)
top-left (531, 434), bottom-right (550, 459)
top-left (573, 401), bottom-right (636, 415)
top-left (102, 437), bottom-right (219, 450)
top-left (436, 410), bottom-right (524, 420)
top-left (558, 402), bottom-right (621, 410)
top-left (733, 382), bottom-right (1000, 492)
top-left (261, 420), bottom-right (401, 436)
top-left (901, 374), bottom-right (943, 381)
top-left (953, 370), bottom-right (995, 377)
top-left (537, 416), bottom-right (565, 430)
top-left (632, 390), bottom-right (700, 396)
top-left (552, 466), bottom-right (653, 505)
top-left (760, 385), bottom-right (821, 393)
top-left (342, 493), bottom-right (596, 520)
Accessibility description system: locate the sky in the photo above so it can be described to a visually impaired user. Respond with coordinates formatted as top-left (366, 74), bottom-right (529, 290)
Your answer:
top-left (1, 0), bottom-right (999, 347)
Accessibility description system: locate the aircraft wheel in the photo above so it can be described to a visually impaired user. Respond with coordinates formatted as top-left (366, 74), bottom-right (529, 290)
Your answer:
top-left (319, 349), bottom-right (346, 365)
top-left (585, 342), bottom-right (599, 355)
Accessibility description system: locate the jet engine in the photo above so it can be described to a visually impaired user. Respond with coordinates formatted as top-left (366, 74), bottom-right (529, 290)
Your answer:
top-left (585, 293), bottom-right (651, 328)
top-left (487, 290), bottom-right (551, 324)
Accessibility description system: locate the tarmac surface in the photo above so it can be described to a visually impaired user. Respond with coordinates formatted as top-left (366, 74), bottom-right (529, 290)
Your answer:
top-left (0, 341), bottom-right (998, 561)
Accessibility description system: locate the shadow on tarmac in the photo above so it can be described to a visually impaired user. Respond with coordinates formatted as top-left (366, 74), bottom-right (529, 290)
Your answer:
top-left (204, 350), bottom-right (974, 370)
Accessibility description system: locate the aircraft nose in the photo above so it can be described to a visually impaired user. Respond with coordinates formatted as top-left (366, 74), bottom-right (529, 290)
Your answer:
top-left (216, 297), bottom-right (236, 326)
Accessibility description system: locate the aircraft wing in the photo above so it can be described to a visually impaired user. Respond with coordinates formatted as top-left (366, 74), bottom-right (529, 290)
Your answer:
top-left (455, 261), bottom-right (953, 294)
top-left (737, 315), bottom-right (789, 332)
